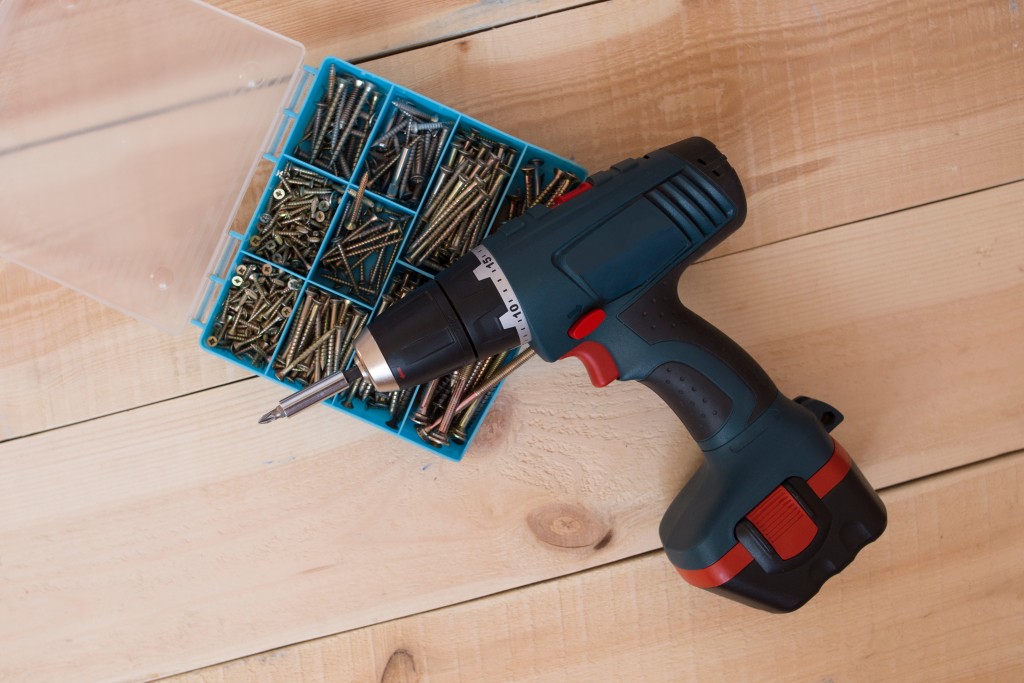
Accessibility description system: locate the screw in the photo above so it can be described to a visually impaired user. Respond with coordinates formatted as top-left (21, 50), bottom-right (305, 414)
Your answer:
top-left (385, 388), bottom-right (415, 429)
top-left (273, 288), bottom-right (367, 386)
top-left (521, 163), bottom-right (538, 208)
top-left (345, 173), bottom-right (370, 232)
top-left (297, 73), bottom-right (380, 178)
top-left (405, 130), bottom-right (516, 271)
top-left (208, 260), bottom-right (298, 369)
top-left (410, 377), bottom-right (440, 425)
top-left (534, 168), bottom-right (578, 207)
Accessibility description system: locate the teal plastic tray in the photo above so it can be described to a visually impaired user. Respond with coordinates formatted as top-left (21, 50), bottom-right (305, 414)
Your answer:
top-left (195, 57), bottom-right (587, 461)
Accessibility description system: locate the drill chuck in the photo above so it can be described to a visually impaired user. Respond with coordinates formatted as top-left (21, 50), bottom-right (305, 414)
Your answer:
top-left (363, 279), bottom-right (483, 390)
top-left (351, 330), bottom-right (400, 393)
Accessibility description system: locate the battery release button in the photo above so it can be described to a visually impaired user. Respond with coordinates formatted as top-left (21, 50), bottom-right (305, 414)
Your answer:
top-left (743, 485), bottom-right (818, 561)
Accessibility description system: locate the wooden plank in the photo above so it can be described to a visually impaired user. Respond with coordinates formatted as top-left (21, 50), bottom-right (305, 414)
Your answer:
top-left (5, 0), bottom-right (1023, 438)
top-left (1, 180), bottom-right (1021, 682)
top-left (169, 449), bottom-right (1024, 683)
top-left (211, 0), bottom-right (600, 63)
top-left (364, 0), bottom-right (1024, 259)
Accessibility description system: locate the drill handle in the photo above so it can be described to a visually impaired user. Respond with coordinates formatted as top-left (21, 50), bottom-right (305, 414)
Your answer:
top-left (583, 262), bottom-right (780, 453)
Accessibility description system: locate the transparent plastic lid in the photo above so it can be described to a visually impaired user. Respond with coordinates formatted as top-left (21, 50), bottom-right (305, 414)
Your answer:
top-left (0, 0), bottom-right (305, 332)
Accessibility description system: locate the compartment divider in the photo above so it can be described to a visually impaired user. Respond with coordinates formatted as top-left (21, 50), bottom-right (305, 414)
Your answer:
top-left (393, 260), bottom-right (436, 280)
top-left (360, 189), bottom-right (418, 217)
top-left (307, 175), bottom-right (356, 282)
top-left (279, 154), bottom-right (355, 190)
top-left (411, 112), bottom-right (464, 216)
top-left (308, 279), bottom-right (376, 312)
top-left (236, 249), bottom-right (309, 283)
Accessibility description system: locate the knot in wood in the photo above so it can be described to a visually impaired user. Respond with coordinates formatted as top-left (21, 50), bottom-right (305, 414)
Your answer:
top-left (527, 503), bottom-right (610, 548)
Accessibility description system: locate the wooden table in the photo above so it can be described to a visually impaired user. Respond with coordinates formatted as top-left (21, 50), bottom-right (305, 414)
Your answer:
top-left (2, 1), bottom-right (1023, 680)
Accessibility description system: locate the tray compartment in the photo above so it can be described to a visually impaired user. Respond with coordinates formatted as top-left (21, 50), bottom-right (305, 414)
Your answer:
top-left (498, 149), bottom-right (584, 224)
top-left (289, 62), bottom-right (390, 181)
top-left (310, 191), bottom-right (412, 307)
top-left (270, 284), bottom-right (369, 388)
top-left (401, 123), bottom-right (524, 274)
top-left (399, 348), bottom-right (528, 458)
top-left (247, 162), bottom-right (345, 277)
top-left (360, 96), bottom-right (459, 209)
top-left (203, 259), bottom-right (302, 373)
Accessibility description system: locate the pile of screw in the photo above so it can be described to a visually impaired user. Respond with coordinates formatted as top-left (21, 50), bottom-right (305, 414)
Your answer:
top-left (502, 160), bottom-right (580, 221)
top-left (338, 271), bottom-right (426, 427)
top-left (363, 99), bottom-right (452, 206)
top-left (410, 348), bottom-right (536, 448)
top-left (249, 164), bottom-right (341, 275)
top-left (317, 177), bottom-right (408, 303)
top-left (207, 261), bottom-right (300, 368)
top-left (297, 65), bottom-right (380, 178)
top-left (273, 288), bottom-right (367, 386)
top-left (403, 131), bottom-right (516, 271)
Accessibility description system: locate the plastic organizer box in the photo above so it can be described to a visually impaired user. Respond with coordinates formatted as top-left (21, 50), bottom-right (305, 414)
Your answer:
top-left (0, 1), bottom-right (584, 461)
top-left (197, 58), bottom-right (587, 460)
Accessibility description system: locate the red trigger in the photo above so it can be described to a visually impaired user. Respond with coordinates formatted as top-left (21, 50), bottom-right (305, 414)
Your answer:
top-left (560, 341), bottom-right (619, 387)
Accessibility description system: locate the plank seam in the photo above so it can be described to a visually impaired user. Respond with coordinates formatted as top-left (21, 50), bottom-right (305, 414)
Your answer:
top-left (158, 446), bottom-right (1024, 682)
top-left (0, 376), bottom-right (256, 446)
top-left (9, 176), bottom-right (1023, 444)
top-left (703, 176), bottom-right (1024, 264)
top-left (348, 0), bottom-right (614, 64)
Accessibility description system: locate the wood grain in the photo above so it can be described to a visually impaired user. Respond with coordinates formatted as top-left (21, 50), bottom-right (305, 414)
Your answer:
top-left (1, 179), bottom-right (1021, 682)
top-left (211, 0), bottom-right (600, 63)
top-left (364, 0), bottom-right (1024, 258)
top-left (4, 0), bottom-right (1023, 438)
top-left (169, 449), bottom-right (1024, 683)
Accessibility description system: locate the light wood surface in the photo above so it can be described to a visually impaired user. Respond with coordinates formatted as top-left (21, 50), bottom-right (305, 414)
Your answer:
top-left (366, 0), bottom-right (1024, 256)
top-left (2, 180), bottom-right (1021, 682)
top-left (4, 0), bottom-right (1024, 440)
top-left (0, 0), bottom-right (1021, 681)
top-left (216, 0), bottom-right (595, 63)
top-left (170, 449), bottom-right (1024, 683)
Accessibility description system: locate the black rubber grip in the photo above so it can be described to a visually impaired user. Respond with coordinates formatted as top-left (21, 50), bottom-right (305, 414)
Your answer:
top-left (641, 362), bottom-right (733, 441)
top-left (436, 250), bottom-right (522, 358)
top-left (620, 263), bottom-right (778, 445)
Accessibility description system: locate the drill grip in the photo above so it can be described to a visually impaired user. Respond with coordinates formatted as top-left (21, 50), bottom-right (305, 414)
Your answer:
top-left (621, 263), bottom-right (779, 449)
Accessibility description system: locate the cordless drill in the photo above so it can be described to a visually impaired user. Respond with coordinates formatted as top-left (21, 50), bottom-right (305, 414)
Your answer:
top-left (269, 138), bottom-right (888, 612)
